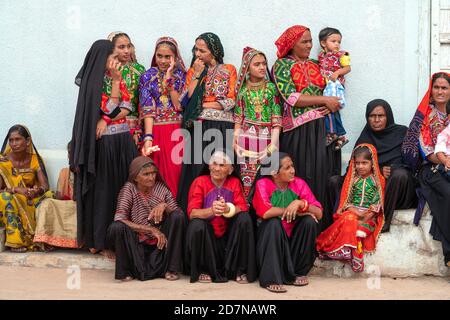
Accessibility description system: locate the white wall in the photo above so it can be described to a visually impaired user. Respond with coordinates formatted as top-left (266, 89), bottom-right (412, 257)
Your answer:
top-left (0, 0), bottom-right (430, 186)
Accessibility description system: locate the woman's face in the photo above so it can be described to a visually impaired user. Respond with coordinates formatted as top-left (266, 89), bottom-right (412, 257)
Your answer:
top-left (291, 30), bottom-right (313, 61)
top-left (113, 36), bottom-right (131, 64)
top-left (155, 44), bottom-right (175, 72)
top-left (194, 39), bottom-right (215, 65)
top-left (354, 155), bottom-right (372, 178)
top-left (209, 160), bottom-right (233, 183)
top-left (368, 105), bottom-right (388, 132)
top-left (8, 131), bottom-right (30, 154)
top-left (274, 157), bottom-right (296, 183)
top-left (248, 54), bottom-right (267, 81)
top-left (135, 166), bottom-right (158, 189)
top-left (431, 77), bottom-right (450, 107)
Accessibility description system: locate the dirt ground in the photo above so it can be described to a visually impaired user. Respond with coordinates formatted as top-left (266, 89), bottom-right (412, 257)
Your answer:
top-left (0, 265), bottom-right (448, 300)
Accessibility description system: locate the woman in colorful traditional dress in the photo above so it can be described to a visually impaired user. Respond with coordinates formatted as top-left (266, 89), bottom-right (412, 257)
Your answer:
top-left (185, 151), bottom-right (256, 284)
top-left (71, 40), bottom-right (138, 256)
top-left (139, 37), bottom-right (186, 197)
top-left (252, 152), bottom-right (322, 293)
top-left (402, 72), bottom-right (450, 268)
top-left (107, 156), bottom-right (186, 281)
top-left (0, 125), bottom-right (52, 252)
top-left (107, 32), bottom-right (146, 145)
top-left (271, 25), bottom-right (342, 228)
top-left (177, 33), bottom-right (237, 212)
top-left (316, 144), bottom-right (385, 272)
top-left (234, 47), bottom-right (282, 200)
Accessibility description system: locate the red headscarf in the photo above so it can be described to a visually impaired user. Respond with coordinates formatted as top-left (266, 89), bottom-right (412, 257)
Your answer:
top-left (275, 25), bottom-right (309, 59)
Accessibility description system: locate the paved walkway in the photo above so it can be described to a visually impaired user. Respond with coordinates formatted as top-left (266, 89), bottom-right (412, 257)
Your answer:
top-left (0, 265), bottom-right (448, 300)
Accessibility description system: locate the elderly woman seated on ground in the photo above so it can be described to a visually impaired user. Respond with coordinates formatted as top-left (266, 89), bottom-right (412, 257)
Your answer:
top-left (107, 156), bottom-right (186, 282)
top-left (185, 151), bottom-right (257, 284)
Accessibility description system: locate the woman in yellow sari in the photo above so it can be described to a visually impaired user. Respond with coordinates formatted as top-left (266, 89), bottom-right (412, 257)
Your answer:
top-left (0, 125), bottom-right (52, 252)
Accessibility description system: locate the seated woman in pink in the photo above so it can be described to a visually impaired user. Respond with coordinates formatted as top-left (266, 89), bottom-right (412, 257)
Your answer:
top-left (252, 152), bottom-right (322, 293)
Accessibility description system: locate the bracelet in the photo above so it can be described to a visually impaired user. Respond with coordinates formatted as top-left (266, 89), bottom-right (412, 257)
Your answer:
top-left (101, 115), bottom-right (113, 125)
top-left (142, 134), bottom-right (154, 141)
top-left (223, 203), bottom-right (237, 218)
top-left (297, 199), bottom-right (309, 213)
top-left (266, 144), bottom-right (278, 156)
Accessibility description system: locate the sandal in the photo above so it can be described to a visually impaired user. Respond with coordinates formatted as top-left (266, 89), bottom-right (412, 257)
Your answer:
top-left (236, 274), bottom-right (248, 284)
top-left (334, 136), bottom-right (349, 150)
top-left (198, 273), bottom-right (212, 283)
top-left (293, 276), bottom-right (309, 286)
top-left (266, 284), bottom-right (287, 293)
top-left (10, 247), bottom-right (27, 253)
top-left (165, 271), bottom-right (180, 281)
top-left (120, 276), bottom-right (134, 282)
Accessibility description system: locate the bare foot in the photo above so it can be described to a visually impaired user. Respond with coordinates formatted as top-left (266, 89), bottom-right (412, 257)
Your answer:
top-left (89, 248), bottom-right (99, 254)
top-left (120, 276), bottom-right (134, 282)
top-left (165, 271), bottom-right (180, 281)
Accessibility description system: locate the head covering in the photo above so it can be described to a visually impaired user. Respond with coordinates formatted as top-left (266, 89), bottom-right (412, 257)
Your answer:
top-left (107, 31), bottom-right (126, 41)
top-left (235, 47), bottom-right (270, 96)
top-left (71, 40), bottom-right (113, 196)
top-left (338, 143), bottom-right (385, 253)
top-left (402, 72), bottom-right (450, 171)
top-left (151, 36), bottom-right (186, 72)
top-left (1, 124), bottom-right (48, 181)
top-left (355, 99), bottom-right (408, 168)
top-left (182, 33), bottom-right (225, 128)
top-left (128, 156), bottom-right (169, 189)
top-left (275, 25), bottom-right (309, 59)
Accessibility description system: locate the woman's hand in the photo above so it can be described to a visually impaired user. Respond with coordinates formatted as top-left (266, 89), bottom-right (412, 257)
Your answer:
top-left (382, 166), bottom-right (391, 179)
top-left (108, 59), bottom-right (122, 82)
top-left (149, 227), bottom-right (167, 250)
top-left (192, 58), bottom-right (205, 77)
top-left (96, 118), bottom-right (107, 140)
top-left (142, 142), bottom-right (160, 156)
top-left (148, 203), bottom-right (167, 225)
top-left (282, 200), bottom-right (302, 223)
top-left (166, 56), bottom-right (176, 79)
top-left (212, 197), bottom-right (227, 216)
top-left (323, 96), bottom-right (341, 113)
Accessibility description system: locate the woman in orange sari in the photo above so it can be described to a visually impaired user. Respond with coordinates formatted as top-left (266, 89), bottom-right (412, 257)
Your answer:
top-left (316, 144), bottom-right (385, 272)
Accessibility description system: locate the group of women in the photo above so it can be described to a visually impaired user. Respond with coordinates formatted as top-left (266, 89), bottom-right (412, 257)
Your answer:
top-left (1, 25), bottom-right (449, 293)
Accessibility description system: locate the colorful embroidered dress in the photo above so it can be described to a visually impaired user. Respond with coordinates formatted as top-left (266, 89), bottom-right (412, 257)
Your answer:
top-left (316, 144), bottom-right (385, 272)
top-left (318, 50), bottom-right (351, 85)
top-left (0, 153), bottom-right (52, 249)
top-left (272, 57), bottom-right (326, 132)
top-left (419, 105), bottom-right (449, 158)
top-left (252, 177), bottom-right (322, 237)
top-left (183, 64), bottom-right (237, 123)
top-left (121, 62), bottom-right (146, 136)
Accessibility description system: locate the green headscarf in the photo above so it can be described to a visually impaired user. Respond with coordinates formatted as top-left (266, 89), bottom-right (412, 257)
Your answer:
top-left (183, 33), bottom-right (224, 128)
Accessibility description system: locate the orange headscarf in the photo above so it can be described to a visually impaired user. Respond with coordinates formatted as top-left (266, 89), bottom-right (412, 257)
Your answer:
top-left (275, 25), bottom-right (309, 59)
top-left (337, 143), bottom-right (385, 252)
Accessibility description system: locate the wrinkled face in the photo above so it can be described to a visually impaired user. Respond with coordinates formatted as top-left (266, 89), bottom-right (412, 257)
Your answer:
top-left (194, 39), bottom-right (215, 65)
top-left (368, 106), bottom-right (387, 132)
top-left (292, 30), bottom-right (312, 60)
top-left (155, 44), bottom-right (175, 72)
top-left (274, 157), bottom-right (296, 183)
top-left (113, 36), bottom-right (131, 64)
top-left (354, 155), bottom-right (373, 178)
top-left (248, 54), bottom-right (267, 80)
top-left (431, 77), bottom-right (450, 107)
top-left (8, 131), bottom-right (29, 153)
top-left (321, 33), bottom-right (341, 52)
top-left (135, 166), bottom-right (158, 189)
top-left (209, 159), bottom-right (233, 182)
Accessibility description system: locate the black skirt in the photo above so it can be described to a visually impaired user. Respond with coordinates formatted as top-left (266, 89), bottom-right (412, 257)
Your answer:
top-left (419, 164), bottom-right (450, 264)
top-left (185, 213), bottom-right (257, 283)
top-left (256, 216), bottom-right (318, 288)
top-left (177, 120), bottom-right (235, 212)
top-left (77, 132), bottom-right (138, 250)
top-left (280, 118), bottom-right (341, 229)
top-left (106, 209), bottom-right (186, 280)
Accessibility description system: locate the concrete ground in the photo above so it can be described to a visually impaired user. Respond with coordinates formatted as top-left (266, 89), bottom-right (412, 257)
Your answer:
top-left (0, 265), bottom-right (448, 300)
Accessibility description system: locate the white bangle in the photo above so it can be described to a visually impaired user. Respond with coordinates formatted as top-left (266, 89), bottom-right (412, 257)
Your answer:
top-left (223, 203), bottom-right (236, 218)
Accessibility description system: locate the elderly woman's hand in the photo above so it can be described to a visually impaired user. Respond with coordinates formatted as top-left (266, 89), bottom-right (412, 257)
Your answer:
top-left (149, 227), bottom-right (167, 250)
top-left (148, 203), bottom-right (167, 224)
top-left (212, 197), bottom-right (227, 216)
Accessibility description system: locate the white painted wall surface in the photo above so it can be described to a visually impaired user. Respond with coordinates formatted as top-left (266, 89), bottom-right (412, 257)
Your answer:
top-left (0, 0), bottom-right (430, 187)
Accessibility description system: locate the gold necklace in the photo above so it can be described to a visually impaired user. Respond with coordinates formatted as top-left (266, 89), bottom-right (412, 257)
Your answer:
top-left (245, 80), bottom-right (267, 113)
top-left (157, 71), bottom-right (169, 111)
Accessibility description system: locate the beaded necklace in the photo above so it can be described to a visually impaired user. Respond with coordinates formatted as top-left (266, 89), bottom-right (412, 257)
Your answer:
top-left (245, 80), bottom-right (268, 113)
